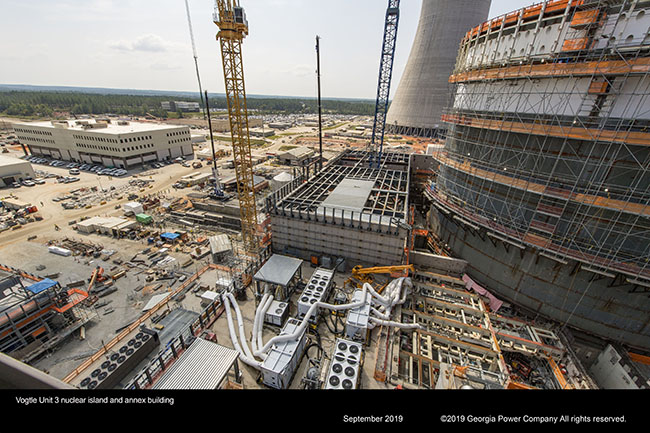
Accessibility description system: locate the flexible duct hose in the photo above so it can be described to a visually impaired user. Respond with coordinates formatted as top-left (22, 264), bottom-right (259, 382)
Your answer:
top-left (222, 294), bottom-right (262, 369)
top-left (226, 292), bottom-right (256, 362)
top-left (257, 294), bottom-right (275, 351)
top-left (369, 316), bottom-right (422, 329)
top-left (252, 293), bottom-right (270, 353)
top-left (255, 283), bottom-right (373, 357)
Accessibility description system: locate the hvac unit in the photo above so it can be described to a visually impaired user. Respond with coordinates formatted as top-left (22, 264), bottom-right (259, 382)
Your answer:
top-left (264, 300), bottom-right (289, 327)
top-left (344, 289), bottom-right (371, 342)
top-left (324, 338), bottom-right (363, 390)
top-left (78, 328), bottom-right (159, 390)
top-left (297, 268), bottom-right (334, 320)
top-left (260, 318), bottom-right (307, 389)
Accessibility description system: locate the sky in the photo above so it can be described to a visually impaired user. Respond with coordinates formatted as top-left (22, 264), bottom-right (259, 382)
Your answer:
top-left (1, 1), bottom-right (536, 99)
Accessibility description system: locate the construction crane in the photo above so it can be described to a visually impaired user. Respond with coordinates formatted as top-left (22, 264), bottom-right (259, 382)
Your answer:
top-left (213, 0), bottom-right (259, 253)
top-left (184, 0), bottom-right (206, 119)
top-left (204, 90), bottom-right (227, 200)
top-left (370, 0), bottom-right (401, 168)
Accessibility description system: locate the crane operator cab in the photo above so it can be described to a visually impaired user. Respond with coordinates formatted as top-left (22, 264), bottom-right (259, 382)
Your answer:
top-left (212, 0), bottom-right (248, 27)
top-left (234, 6), bottom-right (247, 25)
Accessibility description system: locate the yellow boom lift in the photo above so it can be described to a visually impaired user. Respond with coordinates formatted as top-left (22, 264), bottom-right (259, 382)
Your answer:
top-left (346, 264), bottom-right (414, 293)
top-left (213, 0), bottom-right (258, 254)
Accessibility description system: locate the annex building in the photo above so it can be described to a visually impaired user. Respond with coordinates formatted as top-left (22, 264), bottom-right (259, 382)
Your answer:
top-left (13, 119), bottom-right (193, 168)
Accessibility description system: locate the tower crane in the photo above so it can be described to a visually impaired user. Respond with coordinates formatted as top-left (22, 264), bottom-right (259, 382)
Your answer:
top-left (213, 0), bottom-right (259, 253)
top-left (184, 0), bottom-right (206, 119)
top-left (370, 0), bottom-right (401, 168)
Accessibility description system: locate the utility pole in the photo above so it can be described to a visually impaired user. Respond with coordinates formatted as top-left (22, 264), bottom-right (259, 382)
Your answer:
top-left (316, 35), bottom-right (323, 171)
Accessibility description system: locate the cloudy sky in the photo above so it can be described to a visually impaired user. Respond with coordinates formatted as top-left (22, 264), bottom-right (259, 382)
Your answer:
top-left (1, 0), bottom-right (534, 99)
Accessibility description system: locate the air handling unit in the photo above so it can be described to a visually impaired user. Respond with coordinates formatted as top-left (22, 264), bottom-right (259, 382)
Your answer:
top-left (260, 318), bottom-right (307, 389)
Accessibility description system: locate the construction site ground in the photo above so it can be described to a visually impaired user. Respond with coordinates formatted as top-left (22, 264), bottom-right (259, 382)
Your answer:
top-left (0, 232), bottom-right (390, 390)
top-left (0, 118), bottom-right (428, 389)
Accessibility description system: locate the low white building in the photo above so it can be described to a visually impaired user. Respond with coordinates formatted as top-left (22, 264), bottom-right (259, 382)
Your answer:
top-left (13, 119), bottom-right (193, 168)
top-left (0, 155), bottom-right (35, 187)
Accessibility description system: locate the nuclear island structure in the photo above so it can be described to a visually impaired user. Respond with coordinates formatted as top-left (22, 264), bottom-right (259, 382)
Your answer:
top-left (1, 0), bottom-right (650, 394)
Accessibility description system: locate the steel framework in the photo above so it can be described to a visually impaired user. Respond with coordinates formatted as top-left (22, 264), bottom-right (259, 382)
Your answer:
top-left (371, 0), bottom-right (401, 168)
top-left (214, 0), bottom-right (259, 253)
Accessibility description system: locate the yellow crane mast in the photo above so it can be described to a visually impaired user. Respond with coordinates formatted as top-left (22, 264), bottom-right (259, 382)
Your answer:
top-left (213, 0), bottom-right (258, 253)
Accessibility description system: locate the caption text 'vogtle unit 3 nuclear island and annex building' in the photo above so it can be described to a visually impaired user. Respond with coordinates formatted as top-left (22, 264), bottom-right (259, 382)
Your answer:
top-left (1, 0), bottom-right (650, 396)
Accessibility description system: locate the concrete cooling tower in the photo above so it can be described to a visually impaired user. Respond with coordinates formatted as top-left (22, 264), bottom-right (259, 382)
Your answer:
top-left (386, 0), bottom-right (492, 138)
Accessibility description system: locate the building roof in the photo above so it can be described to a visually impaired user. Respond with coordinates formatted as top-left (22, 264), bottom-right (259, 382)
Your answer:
top-left (152, 339), bottom-right (239, 390)
top-left (320, 178), bottom-right (374, 213)
top-left (254, 254), bottom-right (302, 287)
top-left (15, 119), bottom-right (186, 135)
top-left (0, 155), bottom-right (31, 168)
top-left (209, 234), bottom-right (232, 254)
top-left (278, 146), bottom-right (314, 160)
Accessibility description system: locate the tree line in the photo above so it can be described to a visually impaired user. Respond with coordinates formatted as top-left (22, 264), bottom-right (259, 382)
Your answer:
top-left (0, 90), bottom-right (376, 117)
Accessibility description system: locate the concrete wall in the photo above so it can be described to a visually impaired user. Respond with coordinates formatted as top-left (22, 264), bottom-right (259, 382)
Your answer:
top-left (433, 208), bottom-right (650, 351)
top-left (410, 250), bottom-right (467, 275)
top-left (271, 214), bottom-right (407, 267)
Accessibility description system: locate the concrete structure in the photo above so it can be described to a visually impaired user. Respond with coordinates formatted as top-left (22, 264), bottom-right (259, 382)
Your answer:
top-left (0, 155), bottom-right (35, 187)
top-left (13, 119), bottom-right (193, 168)
top-left (179, 172), bottom-right (212, 187)
top-left (386, 0), bottom-right (491, 138)
top-left (267, 150), bottom-right (410, 266)
top-left (589, 344), bottom-right (650, 389)
top-left (428, 0), bottom-right (650, 350)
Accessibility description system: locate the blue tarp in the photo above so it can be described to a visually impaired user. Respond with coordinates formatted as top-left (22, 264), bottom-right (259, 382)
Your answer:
top-left (26, 278), bottom-right (58, 294)
top-left (161, 232), bottom-right (180, 241)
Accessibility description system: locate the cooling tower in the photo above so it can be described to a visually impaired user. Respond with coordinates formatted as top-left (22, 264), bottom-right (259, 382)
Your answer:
top-left (386, 0), bottom-right (492, 138)
top-left (427, 0), bottom-right (650, 350)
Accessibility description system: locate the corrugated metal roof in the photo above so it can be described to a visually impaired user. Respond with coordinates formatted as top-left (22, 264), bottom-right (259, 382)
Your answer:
top-left (209, 234), bottom-right (232, 254)
top-left (152, 339), bottom-right (239, 390)
top-left (254, 254), bottom-right (302, 286)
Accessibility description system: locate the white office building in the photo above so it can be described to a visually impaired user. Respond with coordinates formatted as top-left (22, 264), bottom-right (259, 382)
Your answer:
top-left (0, 155), bottom-right (35, 187)
top-left (13, 119), bottom-right (193, 168)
